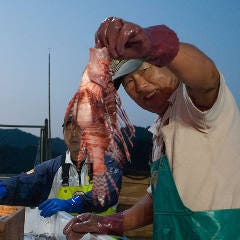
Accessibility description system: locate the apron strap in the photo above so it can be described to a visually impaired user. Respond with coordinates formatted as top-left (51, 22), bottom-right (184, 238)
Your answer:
top-left (61, 154), bottom-right (71, 186)
top-left (162, 141), bottom-right (166, 155)
top-left (61, 154), bottom-right (87, 186)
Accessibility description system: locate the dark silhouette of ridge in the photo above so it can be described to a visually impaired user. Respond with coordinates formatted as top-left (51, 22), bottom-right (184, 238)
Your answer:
top-left (0, 126), bottom-right (152, 176)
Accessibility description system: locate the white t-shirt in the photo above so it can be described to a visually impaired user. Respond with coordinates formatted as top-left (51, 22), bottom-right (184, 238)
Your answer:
top-left (147, 73), bottom-right (240, 211)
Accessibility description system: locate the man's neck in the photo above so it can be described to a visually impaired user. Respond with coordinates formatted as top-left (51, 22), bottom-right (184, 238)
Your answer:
top-left (70, 151), bottom-right (87, 166)
top-left (70, 151), bottom-right (78, 162)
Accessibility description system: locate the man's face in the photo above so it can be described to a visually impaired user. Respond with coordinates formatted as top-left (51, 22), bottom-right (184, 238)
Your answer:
top-left (122, 62), bottom-right (179, 116)
top-left (63, 122), bottom-right (82, 154)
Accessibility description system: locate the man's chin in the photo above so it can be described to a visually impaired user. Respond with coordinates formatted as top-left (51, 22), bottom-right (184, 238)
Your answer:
top-left (70, 148), bottom-right (80, 154)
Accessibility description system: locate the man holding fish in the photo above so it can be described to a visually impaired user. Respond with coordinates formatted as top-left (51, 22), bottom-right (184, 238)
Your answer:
top-left (63, 17), bottom-right (240, 240)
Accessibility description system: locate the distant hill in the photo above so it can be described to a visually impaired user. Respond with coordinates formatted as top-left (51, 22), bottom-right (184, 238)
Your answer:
top-left (123, 126), bottom-right (153, 177)
top-left (0, 128), bottom-right (66, 174)
top-left (0, 129), bottom-right (66, 152)
top-left (0, 128), bottom-right (39, 148)
top-left (0, 126), bottom-right (152, 176)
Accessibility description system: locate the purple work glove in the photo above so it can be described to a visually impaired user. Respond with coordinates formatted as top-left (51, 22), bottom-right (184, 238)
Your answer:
top-left (63, 212), bottom-right (123, 240)
top-left (38, 196), bottom-right (82, 218)
top-left (95, 17), bottom-right (179, 67)
top-left (0, 182), bottom-right (7, 199)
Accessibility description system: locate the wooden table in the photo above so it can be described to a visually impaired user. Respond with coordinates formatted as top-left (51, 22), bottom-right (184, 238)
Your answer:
top-left (0, 205), bottom-right (25, 240)
top-left (118, 176), bottom-right (152, 239)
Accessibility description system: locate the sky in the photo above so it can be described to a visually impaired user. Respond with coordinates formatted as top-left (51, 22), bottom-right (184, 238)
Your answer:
top-left (0, 0), bottom-right (240, 139)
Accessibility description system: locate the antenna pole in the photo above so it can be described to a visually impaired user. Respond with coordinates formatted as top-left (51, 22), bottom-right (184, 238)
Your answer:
top-left (48, 49), bottom-right (52, 159)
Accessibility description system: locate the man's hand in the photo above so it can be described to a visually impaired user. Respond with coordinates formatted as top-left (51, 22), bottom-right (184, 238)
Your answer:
top-left (63, 212), bottom-right (123, 239)
top-left (95, 17), bottom-right (179, 67)
top-left (38, 196), bottom-right (82, 217)
top-left (95, 17), bottom-right (151, 59)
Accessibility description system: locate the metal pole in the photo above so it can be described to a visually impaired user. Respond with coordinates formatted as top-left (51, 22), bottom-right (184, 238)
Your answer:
top-left (0, 124), bottom-right (44, 128)
top-left (40, 128), bottom-right (44, 163)
top-left (48, 50), bottom-right (52, 159)
top-left (44, 118), bottom-right (48, 162)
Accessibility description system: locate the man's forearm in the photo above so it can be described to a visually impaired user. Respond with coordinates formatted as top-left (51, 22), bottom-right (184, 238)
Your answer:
top-left (123, 192), bottom-right (153, 231)
top-left (169, 42), bottom-right (220, 110)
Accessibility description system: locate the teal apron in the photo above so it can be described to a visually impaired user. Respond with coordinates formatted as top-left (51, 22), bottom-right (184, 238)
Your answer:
top-left (151, 155), bottom-right (240, 240)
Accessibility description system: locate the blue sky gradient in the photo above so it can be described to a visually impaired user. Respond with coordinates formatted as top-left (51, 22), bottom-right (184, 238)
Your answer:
top-left (0, 1), bottom-right (239, 138)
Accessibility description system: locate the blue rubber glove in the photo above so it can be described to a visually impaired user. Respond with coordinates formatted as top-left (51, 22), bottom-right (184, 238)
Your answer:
top-left (38, 196), bottom-right (82, 218)
top-left (0, 182), bottom-right (7, 199)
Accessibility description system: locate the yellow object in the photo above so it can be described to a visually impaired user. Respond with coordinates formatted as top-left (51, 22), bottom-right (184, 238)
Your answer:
top-left (57, 184), bottom-right (116, 216)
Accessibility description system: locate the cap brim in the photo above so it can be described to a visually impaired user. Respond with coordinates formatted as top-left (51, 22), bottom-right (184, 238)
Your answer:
top-left (62, 119), bottom-right (72, 127)
top-left (62, 110), bottom-right (73, 127)
top-left (113, 59), bottom-right (143, 89)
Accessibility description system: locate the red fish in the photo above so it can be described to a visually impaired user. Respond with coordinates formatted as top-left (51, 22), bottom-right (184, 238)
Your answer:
top-left (64, 47), bottom-right (134, 205)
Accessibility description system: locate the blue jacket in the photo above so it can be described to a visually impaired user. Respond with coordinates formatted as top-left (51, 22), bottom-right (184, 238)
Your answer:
top-left (0, 154), bottom-right (122, 213)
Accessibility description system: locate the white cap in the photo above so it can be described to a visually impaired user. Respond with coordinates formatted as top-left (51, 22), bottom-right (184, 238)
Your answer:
top-left (111, 59), bottom-right (143, 89)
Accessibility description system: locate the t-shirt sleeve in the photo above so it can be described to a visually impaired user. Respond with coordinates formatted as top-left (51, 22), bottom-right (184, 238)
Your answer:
top-left (147, 185), bottom-right (152, 195)
top-left (182, 72), bottom-right (225, 130)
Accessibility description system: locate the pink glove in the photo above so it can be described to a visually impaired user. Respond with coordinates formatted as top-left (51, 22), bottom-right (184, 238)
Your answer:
top-left (95, 17), bottom-right (179, 67)
top-left (63, 212), bottom-right (123, 240)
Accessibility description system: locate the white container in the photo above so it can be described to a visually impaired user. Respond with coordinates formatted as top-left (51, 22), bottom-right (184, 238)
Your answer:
top-left (24, 207), bottom-right (115, 240)
top-left (54, 211), bottom-right (73, 240)
top-left (24, 207), bottom-right (56, 235)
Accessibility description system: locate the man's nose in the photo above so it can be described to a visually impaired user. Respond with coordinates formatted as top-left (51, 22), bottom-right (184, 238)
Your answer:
top-left (133, 74), bottom-right (148, 93)
top-left (72, 129), bottom-right (77, 136)
top-left (71, 127), bottom-right (80, 136)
